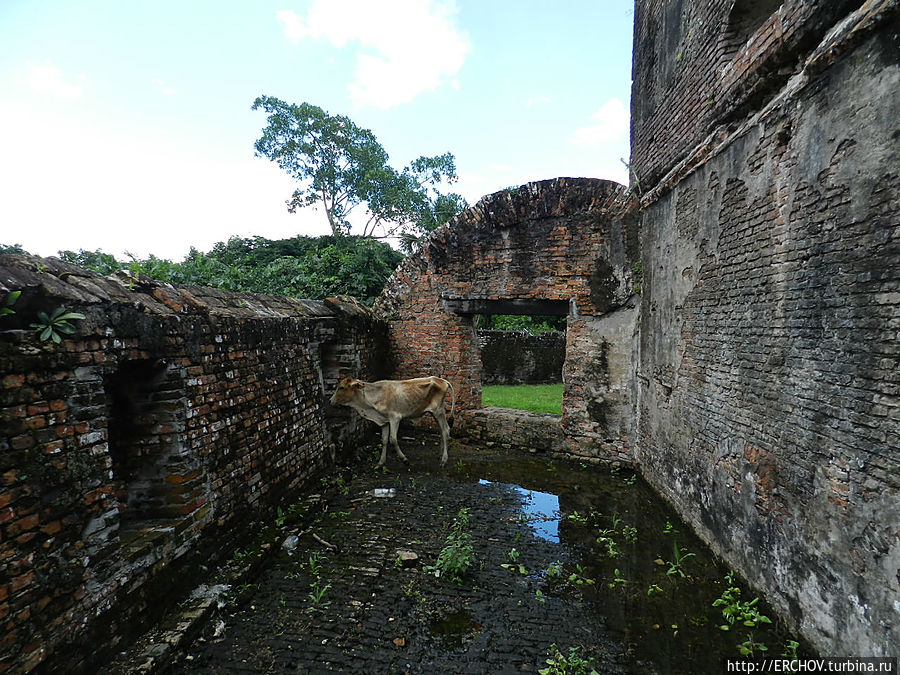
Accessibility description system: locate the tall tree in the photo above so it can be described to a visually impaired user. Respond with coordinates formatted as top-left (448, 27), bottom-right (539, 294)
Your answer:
top-left (252, 96), bottom-right (466, 244)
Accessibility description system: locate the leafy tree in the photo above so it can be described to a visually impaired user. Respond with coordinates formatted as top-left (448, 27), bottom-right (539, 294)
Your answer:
top-left (56, 235), bottom-right (403, 305)
top-left (0, 243), bottom-right (28, 256)
top-left (252, 96), bottom-right (466, 245)
top-left (58, 249), bottom-right (122, 274)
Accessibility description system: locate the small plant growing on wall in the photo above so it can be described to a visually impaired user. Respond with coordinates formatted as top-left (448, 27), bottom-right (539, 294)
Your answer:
top-left (30, 306), bottom-right (85, 343)
top-left (1, 290), bottom-right (20, 319)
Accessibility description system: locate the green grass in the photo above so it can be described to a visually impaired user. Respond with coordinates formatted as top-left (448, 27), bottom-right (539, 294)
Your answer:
top-left (481, 383), bottom-right (563, 415)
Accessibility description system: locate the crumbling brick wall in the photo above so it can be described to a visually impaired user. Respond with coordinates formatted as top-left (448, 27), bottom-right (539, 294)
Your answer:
top-left (633, 0), bottom-right (899, 656)
top-left (376, 177), bottom-right (641, 463)
top-left (0, 255), bottom-right (388, 673)
top-left (478, 330), bottom-right (565, 385)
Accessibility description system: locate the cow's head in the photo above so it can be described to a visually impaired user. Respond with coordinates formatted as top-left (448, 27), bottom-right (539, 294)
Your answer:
top-left (329, 375), bottom-right (364, 406)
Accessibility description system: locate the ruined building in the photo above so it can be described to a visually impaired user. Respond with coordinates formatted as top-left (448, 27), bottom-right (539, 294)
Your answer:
top-left (0, 0), bottom-right (897, 670)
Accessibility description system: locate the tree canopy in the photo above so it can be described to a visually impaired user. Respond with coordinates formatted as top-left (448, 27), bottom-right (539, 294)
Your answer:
top-left (252, 96), bottom-right (467, 249)
top-left (55, 234), bottom-right (404, 305)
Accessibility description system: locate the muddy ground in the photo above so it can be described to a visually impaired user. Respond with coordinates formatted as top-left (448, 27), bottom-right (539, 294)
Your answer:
top-left (163, 435), bottom-right (803, 674)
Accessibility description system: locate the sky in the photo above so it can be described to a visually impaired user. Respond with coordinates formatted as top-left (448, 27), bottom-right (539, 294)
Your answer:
top-left (0, 0), bottom-right (635, 260)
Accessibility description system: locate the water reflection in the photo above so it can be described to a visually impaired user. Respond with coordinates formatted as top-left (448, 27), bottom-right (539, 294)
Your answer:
top-left (478, 479), bottom-right (560, 542)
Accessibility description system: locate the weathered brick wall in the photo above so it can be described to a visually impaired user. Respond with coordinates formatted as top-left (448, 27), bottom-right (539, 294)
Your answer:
top-left (460, 408), bottom-right (564, 456)
top-left (377, 178), bottom-right (641, 463)
top-left (0, 255), bottom-right (387, 673)
top-left (478, 330), bottom-right (565, 385)
top-left (634, 0), bottom-right (899, 656)
top-left (630, 0), bottom-right (865, 189)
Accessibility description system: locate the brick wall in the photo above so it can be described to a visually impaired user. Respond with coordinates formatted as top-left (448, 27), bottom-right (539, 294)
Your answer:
top-left (377, 177), bottom-right (640, 464)
top-left (630, 0), bottom-right (865, 190)
top-left (478, 330), bottom-right (565, 385)
top-left (634, 0), bottom-right (899, 656)
top-left (0, 255), bottom-right (388, 672)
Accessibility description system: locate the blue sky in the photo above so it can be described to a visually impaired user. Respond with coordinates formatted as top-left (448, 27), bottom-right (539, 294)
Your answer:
top-left (0, 0), bottom-right (634, 260)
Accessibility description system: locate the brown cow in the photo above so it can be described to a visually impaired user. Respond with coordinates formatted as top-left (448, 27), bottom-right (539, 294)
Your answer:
top-left (329, 375), bottom-right (455, 467)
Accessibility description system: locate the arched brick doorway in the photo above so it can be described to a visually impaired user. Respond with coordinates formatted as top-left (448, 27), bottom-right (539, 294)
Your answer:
top-left (377, 177), bottom-right (641, 463)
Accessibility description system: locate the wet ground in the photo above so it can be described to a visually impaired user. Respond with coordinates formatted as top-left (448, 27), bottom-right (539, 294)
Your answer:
top-left (171, 436), bottom-right (806, 674)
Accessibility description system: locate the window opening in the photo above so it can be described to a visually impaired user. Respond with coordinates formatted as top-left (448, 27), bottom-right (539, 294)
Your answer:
top-left (476, 314), bottom-right (566, 415)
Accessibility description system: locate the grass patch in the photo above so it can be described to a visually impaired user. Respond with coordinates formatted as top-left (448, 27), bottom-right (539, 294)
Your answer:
top-left (481, 383), bottom-right (563, 414)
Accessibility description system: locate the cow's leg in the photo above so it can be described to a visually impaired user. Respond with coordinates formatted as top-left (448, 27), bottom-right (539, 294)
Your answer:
top-left (388, 417), bottom-right (409, 464)
top-left (432, 410), bottom-right (451, 467)
top-left (376, 424), bottom-right (390, 468)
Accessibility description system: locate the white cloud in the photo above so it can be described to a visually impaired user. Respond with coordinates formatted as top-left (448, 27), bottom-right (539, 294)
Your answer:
top-left (25, 62), bottom-right (85, 100)
top-left (152, 78), bottom-right (177, 96)
top-left (277, 0), bottom-right (470, 108)
top-left (572, 97), bottom-right (630, 146)
top-left (0, 104), bottom-right (328, 260)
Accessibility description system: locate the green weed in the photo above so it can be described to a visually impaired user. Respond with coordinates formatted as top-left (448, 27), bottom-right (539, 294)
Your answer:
top-left (425, 507), bottom-right (474, 583)
top-left (539, 644), bottom-right (599, 675)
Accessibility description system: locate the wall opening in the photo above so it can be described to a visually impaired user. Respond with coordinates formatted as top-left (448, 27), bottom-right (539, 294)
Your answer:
top-left (445, 298), bottom-right (569, 416)
top-left (105, 359), bottom-right (199, 528)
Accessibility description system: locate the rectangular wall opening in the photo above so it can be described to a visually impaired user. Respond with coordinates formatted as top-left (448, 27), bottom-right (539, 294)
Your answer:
top-left (476, 314), bottom-right (566, 415)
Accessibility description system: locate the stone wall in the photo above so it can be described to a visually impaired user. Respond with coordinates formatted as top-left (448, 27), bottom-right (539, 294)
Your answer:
top-left (377, 178), bottom-right (640, 464)
top-left (478, 330), bottom-right (565, 385)
top-left (0, 255), bottom-right (388, 673)
top-left (460, 408), bottom-right (564, 456)
top-left (633, 0), bottom-right (899, 657)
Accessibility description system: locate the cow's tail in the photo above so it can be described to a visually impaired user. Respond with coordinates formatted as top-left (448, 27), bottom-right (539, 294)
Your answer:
top-left (443, 378), bottom-right (456, 428)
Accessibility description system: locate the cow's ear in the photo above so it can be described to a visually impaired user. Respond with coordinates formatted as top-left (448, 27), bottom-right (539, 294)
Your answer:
top-left (351, 380), bottom-right (364, 389)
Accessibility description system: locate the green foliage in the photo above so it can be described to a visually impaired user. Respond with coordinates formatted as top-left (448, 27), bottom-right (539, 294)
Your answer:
top-left (58, 234), bottom-right (404, 304)
top-left (475, 314), bottom-right (567, 334)
top-left (607, 568), bottom-right (627, 589)
top-left (252, 96), bottom-right (466, 243)
top-left (0, 243), bottom-right (28, 256)
top-left (58, 249), bottom-right (122, 275)
top-left (307, 578), bottom-right (331, 610)
top-left (737, 633), bottom-right (768, 657)
top-left (539, 644), bottom-right (599, 675)
top-left (596, 528), bottom-right (619, 558)
top-left (501, 548), bottom-right (527, 575)
top-left (782, 640), bottom-right (800, 659)
top-left (664, 541), bottom-right (696, 578)
top-left (425, 507), bottom-right (474, 583)
top-left (1, 290), bottom-right (20, 318)
top-left (565, 564), bottom-right (595, 587)
top-left (29, 307), bottom-right (85, 343)
top-left (662, 520), bottom-right (679, 535)
top-left (712, 572), bottom-right (772, 631)
top-left (481, 383), bottom-right (563, 414)
top-left (595, 512), bottom-right (638, 558)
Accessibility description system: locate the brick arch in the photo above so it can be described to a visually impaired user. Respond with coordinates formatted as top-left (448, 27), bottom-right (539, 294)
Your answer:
top-left (376, 177), bottom-right (641, 463)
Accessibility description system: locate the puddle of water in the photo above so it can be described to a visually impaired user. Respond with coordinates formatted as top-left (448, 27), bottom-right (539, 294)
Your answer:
top-left (451, 451), bottom-right (809, 673)
top-left (428, 609), bottom-right (482, 649)
top-left (479, 479), bottom-right (560, 542)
